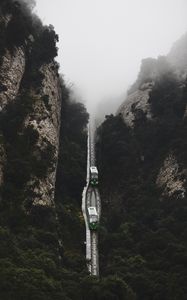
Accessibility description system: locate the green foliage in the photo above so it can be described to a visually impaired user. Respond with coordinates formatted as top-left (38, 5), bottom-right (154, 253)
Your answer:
top-left (55, 82), bottom-right (89, 259)
top-left (6, 7), bottom-right (32, 48)
top-left (0, 75), bottom-right (91, 299)
top-left (0, 0), bottom-right (58, 87)
top-left (81, 275), bottom-right (136, 300)
top-left (56, 87), bottom-right (89, 204)
top-left (32, 25), bottom-right (59, 64)
top-left (96, 75), bottom-right (187, 299)
top-left (0, 0), bottom-right (36, 51)
top-left (0, 1), bottom-right (92, 299)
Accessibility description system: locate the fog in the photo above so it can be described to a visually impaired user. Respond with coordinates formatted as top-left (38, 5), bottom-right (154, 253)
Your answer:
top-left (35, 0), bottom-right (187, 115)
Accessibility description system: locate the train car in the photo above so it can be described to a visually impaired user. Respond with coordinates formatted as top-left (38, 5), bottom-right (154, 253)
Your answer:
top-left (90, 166), bottom-right (98, 186)
top-left (87, 206), bottom-right (98, 230)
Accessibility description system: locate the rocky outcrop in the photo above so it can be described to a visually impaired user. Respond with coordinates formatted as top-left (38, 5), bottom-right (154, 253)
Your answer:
top-left (0, 3), bottom-right (62, 209)
top-left (25, 63), bottom-right (61, 207)
top-left (117, 82), bottom-right (153, 127)
top-left (117, 35), bottom-right (187, 199)
top-left (0, 47), bottom-right (25, 109)
top-left (156, 153), bottom-right (186, 199)
top-left (0, 46), bottom-right (25, 192)
top-left (117, 56), bottom-right (175, 128)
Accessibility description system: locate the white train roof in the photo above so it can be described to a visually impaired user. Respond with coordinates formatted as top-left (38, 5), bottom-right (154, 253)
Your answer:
top-left (88, 206), bottom-right (98, 215)
top-left (90, 166), bottom-right (98, 173)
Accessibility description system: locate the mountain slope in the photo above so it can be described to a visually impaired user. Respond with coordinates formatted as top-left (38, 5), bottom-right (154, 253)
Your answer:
top-left (97, 34), bottom-right (187, 300)
top-left (0, 1), bottom-right (90, 299)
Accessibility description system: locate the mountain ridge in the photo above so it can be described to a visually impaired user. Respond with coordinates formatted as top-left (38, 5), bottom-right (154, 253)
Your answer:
top-left (96, 32), bottom-right (187, 300)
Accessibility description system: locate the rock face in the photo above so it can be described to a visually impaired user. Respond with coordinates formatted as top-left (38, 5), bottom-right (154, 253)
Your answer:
top-left (25, 62), bottom-right (62, 207)
top-left (0, 47), bottom-right (26, 189)
top-left (117, 56), bottom-right (175, 127)
top-left (97, 35), bottom-right (187, 300)
top-left (0, 47), bottom-right (25, 108)
top-left (156, 153), bottom-right (186, 198)
top-left (0, 2), bottom-right (62, 208)
top-left (117, 83), bottom-right (153, 127)
top-left (117, 35), bottom-right (187, 199)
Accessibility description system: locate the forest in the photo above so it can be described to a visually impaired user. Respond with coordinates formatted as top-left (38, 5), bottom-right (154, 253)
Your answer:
top-left (96, 64), bottom-right (187, 300)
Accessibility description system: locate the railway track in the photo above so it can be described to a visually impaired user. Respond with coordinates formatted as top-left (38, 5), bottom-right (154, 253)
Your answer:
top-left (82, 120), bottom-right (101, 276)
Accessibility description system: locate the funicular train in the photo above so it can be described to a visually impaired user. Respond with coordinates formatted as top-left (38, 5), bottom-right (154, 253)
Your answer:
top-left (90, 166), bottom-right (98, 186)
top-left (87, 206), bottom-right (98, 230)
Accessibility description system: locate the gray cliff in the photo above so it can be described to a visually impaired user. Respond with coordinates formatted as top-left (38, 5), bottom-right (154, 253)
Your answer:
top-left (0, 2), bottom-right (62, 208)
top-left (117, 36), bottom-right (187, 198)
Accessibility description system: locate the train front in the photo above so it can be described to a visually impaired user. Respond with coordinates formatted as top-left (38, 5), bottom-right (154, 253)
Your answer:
top-left (90, 166), bottom-right (98, 186)
top-left (88, 207), bottom-right (98, 230)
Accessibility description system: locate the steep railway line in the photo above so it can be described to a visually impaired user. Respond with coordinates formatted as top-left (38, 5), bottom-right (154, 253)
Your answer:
top-left (82, 121), bottom-right (101, 276)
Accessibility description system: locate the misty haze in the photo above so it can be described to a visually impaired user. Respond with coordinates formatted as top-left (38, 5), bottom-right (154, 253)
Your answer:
top-left (35, 0), bottom-right (187, 117)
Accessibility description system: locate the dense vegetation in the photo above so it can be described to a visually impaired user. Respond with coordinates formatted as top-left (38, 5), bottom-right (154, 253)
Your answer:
top-left (0, 82), bottom-right (91, 299)
top-left (0, 1), bottom-right (88, 299)
top-left (96, 66), bottom-right (187, 300)
top-left (53, 88), bottom-right (137, 300)
top-left (55, 86), bottom-right (89, 266)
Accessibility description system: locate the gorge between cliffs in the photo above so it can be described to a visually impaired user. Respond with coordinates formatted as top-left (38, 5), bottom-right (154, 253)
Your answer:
top-left (0, 1), bottom-right (187, 300)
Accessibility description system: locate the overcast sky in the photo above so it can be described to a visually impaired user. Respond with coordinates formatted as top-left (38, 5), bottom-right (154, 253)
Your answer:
top-left (35, 0), bottom-right (187, 113)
